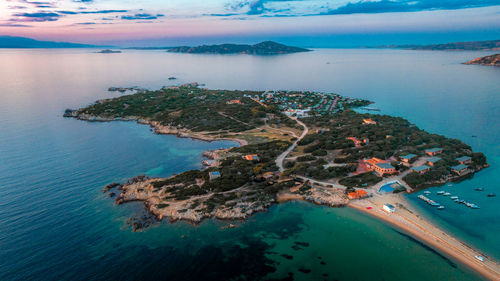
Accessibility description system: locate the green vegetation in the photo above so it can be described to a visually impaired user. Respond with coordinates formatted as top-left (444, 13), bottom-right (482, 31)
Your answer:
top-left (339, 173), bottom-right (382, 188)
top-left (77, 85), bottom-right (293, 132)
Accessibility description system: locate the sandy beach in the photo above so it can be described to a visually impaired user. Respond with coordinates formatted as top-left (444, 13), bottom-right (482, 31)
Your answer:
top-left (349, 194), bottom-right (500, 280)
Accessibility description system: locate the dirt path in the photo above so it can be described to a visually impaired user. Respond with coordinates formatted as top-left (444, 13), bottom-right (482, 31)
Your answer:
top-left (276, 117), bottom-right (308, 172)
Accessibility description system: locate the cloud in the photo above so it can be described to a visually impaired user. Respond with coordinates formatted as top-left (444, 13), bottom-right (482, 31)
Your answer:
top-left (0, 23), bottom-right (33, 27)
top-left (325, 0), bottom-right (500, 15)
top-left (58, 9), bottom-right (128, 15)
top-left (11, 12), bottom-right (61, 22)
top-left (121, 13), bottom-right (165, 20)
top-left (221, 0), bottom-right (500, 18)
top-left (17, 0), bottom-right (56, 9)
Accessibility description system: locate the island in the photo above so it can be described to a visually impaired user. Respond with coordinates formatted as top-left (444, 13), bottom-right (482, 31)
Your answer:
top-left (464, 53), bottom-right (500, 66)
top-left (167, 41), bottom-right (310, 55)
top-left (64, 84), bottom-right (500, 279)
top-left (97, 49), bottom-right (122, 54)
top-left (378, 39), bottom-right (500, 51)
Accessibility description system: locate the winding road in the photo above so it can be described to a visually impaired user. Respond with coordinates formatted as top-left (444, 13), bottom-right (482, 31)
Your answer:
top-left (276, 117), bottom-right (308, 172)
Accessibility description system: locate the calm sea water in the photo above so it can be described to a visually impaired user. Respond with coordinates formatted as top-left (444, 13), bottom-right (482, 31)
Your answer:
top-left (1, 48), bottom-right (498, 281)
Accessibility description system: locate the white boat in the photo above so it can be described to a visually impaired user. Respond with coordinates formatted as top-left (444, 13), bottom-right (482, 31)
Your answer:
top-left (450, 196), bottom-right (458, 200)
top-left (438, 206), bottom-right (445, 210)
top-left (475, 255), bottom-right (485, 262)
top-left (437, 191), bottom-right (445, 195)
top-left (444, 192), bottom-right (451, 196)
top-left (424, 191), bottom-right (431, 195)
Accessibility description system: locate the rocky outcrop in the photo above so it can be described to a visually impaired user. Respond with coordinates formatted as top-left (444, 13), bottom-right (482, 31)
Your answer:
top-left (464, 54), bottom-right (500, 66)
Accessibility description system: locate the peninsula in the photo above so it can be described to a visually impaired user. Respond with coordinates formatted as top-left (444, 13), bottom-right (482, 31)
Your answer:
top-left (382, 39), bottom-right (500, 51)
top-left (167, 41), bottom-right (310, 55)
top-left (65, 84), bottom-right (497, 279)
top-left (464, 53), bottom-right (500, 66)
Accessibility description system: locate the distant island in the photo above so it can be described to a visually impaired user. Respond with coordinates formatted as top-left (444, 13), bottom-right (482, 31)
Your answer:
top-left (464, 54), bottom-right (500, 66)
top-left (167, 41), bottom-right (310, 55)
top-left (97, 49), bottom-right (122, 54)
top-left (0, 35), bottom-right (99, 48)
top-left (379, 39), bottom-right (500, 51)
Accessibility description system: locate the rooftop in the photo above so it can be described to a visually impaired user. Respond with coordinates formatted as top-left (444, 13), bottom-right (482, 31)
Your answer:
top-left (400, 153), bottom-right (417, 159)
top-left (425, 148), bottom-right (443, 152)
top-left (375, 162), bottom-right (395, 169)
top-left (427, 156), bottom-right (442, 163)
top-left (456, 156), bottom-right (472, 162)
top-left (412, 165), bottom-right (431, 172)
top-left (451, 164), bottom-right (468, 171)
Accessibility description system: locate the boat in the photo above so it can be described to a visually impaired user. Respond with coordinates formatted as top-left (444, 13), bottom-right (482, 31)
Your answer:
top-left (447, 184), bottom-right (453, 187)
top-left (475, 255), bottom-right (485, 262)
top-left (450, 196), bottom-right (458, 200)
top-left (437, 206), bottom-right (445, 210)
top-left (437, 191), bottom-right (445, 195)
top-left (470, 204), bottom-right (480, 209)
top-left (475, 187), bottom-right (484, 191)
top-left (487, 193), bottom-right (496, 197)
top-left (424, 191), bottom-right (431, 195)
top-left (444, 192), bottom-right (451, 196)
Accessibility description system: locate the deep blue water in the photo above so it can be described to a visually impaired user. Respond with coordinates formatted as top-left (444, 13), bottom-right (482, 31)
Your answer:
top-left (1, 48), bottom-right (498, 280)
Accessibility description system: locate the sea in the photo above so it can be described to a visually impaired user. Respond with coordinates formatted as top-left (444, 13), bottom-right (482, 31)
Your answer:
top-left (0, 48), bottom-right (498, 281)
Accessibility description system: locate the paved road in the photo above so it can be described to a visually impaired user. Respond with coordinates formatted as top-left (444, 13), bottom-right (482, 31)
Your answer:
top-left (276, 117), bottom-right (308, 172)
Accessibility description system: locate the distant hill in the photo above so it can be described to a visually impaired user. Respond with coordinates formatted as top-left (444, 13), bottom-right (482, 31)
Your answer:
top-left (464, 54), bottom-right (500, 66)
top-left (0, 36), bottom-right (98, 48)
top-left (167, 41), bottom-right (310, 55)
top-left (383, 40), bottom-right (500, 51)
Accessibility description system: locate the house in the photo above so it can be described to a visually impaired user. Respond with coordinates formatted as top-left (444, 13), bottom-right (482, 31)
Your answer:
top-left (456, 156), bottom-right (472, 165)
top-left (426, 157), bottom-right (442, 167)
top-left (243, 154), bottom-right (260, 161)
top-left (400, 153), bottom-right (417, 164)
top-left (202, 159), bottom-right (216, 167)
top-left (348, 189), bottom-right (369, 200)
top-left (226, 99), bottom-right (243, 105)
top-left (451, 164), bottom-right (470, 176)
top-left (374, 163), bottom-right (397, 176)
top-left (425, 148), bottom-right (443, 156)
top-left (347, 137), bottom-right (362, 147)
top-left (411, 165), bottom-right (431, 174)
top-left (347, 137), bottom-right (369, 147)
top-left (383, 204), bottom-right (395, 213)
top-left (363, 118), bottom-right (377, 125)
top-left (364, 158), bottom-right (397, 176)
top-left (209, 171), bottom-right (221, 180)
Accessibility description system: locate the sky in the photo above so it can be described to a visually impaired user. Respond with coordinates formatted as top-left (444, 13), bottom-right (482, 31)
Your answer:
top-left (0, 0), bottom-right (499, 47)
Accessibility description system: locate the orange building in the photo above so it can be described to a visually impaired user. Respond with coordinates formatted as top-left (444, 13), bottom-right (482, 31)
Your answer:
top-left (364, 158), bottom-right (397, 176)
top-left (226, 99), bottom-right (243, 104)
top-left (347, 137), bottom-right (369, 147)
top-left (243, 154), bottom-right (260, 161)
top-left (348, 189), bottom-right (369, 199)
top-left (363, 118), bottom-right (377, 125)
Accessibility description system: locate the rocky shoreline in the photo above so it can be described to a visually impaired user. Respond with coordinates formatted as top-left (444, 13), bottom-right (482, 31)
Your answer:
top-left (63, 109), bottom-right (248, 146)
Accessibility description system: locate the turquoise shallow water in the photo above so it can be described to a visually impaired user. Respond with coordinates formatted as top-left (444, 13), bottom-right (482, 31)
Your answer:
top-left (0, 48), bottom-right (498, 280)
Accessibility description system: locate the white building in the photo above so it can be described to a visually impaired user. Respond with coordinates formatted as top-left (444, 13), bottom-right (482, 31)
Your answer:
top-left (383, 204), bottom-right (395, 213)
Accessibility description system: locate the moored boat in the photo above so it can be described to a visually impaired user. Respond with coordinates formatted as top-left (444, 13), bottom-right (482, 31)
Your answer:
top-left (437, 191), bottom-right (445, 195)
top-left (444, 192), bottom-right (451, 196)
top-left (487, 193), bottom-right (496, 197)
top-left (437, 206), bottom-right (445, 210)
top-left (450, 196), bottom-right (458, 200)
top-left (475, 187), bottom-right (484, 191)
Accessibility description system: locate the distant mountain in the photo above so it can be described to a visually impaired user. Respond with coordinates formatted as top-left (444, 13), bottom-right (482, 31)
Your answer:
top-left (167, 41), bottom-right (310, 55)
top-left (464, 54), bottom-right (500, 66)
top-left (382, 40), bottom-right (500, 51)
top-left (0, 36), bottom-right (98, 48)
